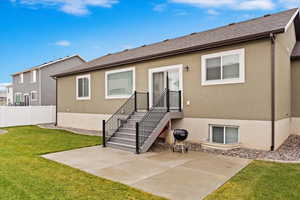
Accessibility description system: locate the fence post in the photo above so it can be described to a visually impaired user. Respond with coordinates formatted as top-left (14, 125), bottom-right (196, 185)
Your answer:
top-left (134, 91), bottom-right (137, 112)
top-left (102, 120), bottom-right (106, 147)
top-left (147, 92), bottom-right (150, 111)
top-left (178, 90), bottom-right (182, 112)
top-left (136, 122), bottom-right (140, 154)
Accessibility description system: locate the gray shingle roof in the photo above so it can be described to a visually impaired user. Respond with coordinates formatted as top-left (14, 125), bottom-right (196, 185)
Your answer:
top-left (54, 8), bottom-right (299, 78)
top-left (12, 55), bottom-right (85, 76)
top-left (292, 41), bottom-right (300, 59)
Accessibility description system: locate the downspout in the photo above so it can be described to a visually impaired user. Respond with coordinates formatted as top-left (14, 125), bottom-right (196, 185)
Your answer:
top-left (55, 78), bottom-right (58, 126)
top-left (270, 32), bottom-right (276, 151)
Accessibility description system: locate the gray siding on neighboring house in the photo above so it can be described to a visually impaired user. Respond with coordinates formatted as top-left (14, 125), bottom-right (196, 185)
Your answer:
top-left (11, 56), bottom-right (85, 106)
top-left (41, 57), bottom-right (85, 105)
top-left (12, 70), bottom-right (40, 106)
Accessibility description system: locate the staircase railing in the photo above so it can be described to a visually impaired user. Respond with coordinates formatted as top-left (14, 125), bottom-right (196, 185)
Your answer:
top-left (102, 91), bottom-right (149, 147)
top-left (102, 93), bottom-right (135, 147)
top-left (136, 89), bottom-right (182, 154)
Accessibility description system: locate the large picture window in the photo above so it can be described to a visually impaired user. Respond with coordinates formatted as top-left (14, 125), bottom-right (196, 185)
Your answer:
top-left (210, 125), bottom-right (239, 145)
top-left (105, 67), bottom-right (135, 99)
top-left (201, 49), bottom-right (245, 85)
top-left (76, 74), bottom-right (91, 100)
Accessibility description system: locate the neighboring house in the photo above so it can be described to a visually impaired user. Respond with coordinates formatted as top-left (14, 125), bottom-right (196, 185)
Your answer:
top-left (0, 91), bottom-right (6, 106)
top-left (0, 83), bottom-right (10, 106)
top-left (11, 55), bottom-right (85, 106)
top-left (53, 8), bottom-right (300, 153)
top-left (6, 84), bottom-right (13, 106)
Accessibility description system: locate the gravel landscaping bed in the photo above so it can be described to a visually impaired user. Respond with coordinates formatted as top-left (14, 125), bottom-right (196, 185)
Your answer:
top-left (151, 135), bottom-right (300, 162)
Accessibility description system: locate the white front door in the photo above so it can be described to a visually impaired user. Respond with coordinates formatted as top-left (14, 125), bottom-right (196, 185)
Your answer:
top-left (149, 65), bottom-right (183, 107)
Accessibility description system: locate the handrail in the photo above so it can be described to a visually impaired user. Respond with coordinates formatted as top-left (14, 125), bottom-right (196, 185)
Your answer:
top-left (136, 89), bottom-right (182, 153)
top-left (103, 92), bottom-right (136, 146)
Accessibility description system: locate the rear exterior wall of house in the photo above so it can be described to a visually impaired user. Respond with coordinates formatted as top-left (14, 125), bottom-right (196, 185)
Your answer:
top-left (57, 38), bottom-right (276, 150)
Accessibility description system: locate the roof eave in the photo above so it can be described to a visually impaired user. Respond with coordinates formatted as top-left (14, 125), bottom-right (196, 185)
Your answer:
top-left (53, 29), bottom-right (284, 78)
top-left (12, 55), bottom-right (86, 76)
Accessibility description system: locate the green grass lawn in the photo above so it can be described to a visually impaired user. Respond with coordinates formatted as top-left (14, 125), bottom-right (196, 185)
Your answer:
top-left (0, 126), bottom-right (165, 200)
top-left (205, 160), bottom-right (300, 200)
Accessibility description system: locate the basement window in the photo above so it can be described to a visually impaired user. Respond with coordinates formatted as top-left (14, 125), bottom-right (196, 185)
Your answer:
top-left (201, 49), bottom-right (245, 85)
top-left (209, 125), bottom-right (239, 144)
top-left (76, 74), bottom-right (91, 100)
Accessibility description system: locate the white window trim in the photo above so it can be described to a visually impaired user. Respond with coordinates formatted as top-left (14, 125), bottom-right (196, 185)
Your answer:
top-left (209, 124), bottom-right (240, 145)
top-left (32, 70), bottom-right (37, 83)
top-left (31, 91), bottom-right (38, 101)
top-left (201, 48), bottom-right (245, 86)
top-left (76, 74), bottom-right (91, 100)
top-left (105, 67), bottom-right (135, 99)
top-left (148, 64), bottom-right (183, 107)
top-left (20, 73), bottom-right (24, 84)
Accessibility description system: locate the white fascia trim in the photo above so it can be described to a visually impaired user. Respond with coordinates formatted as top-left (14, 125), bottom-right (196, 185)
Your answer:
top-left (148, 64), bottom-right (183, 107)
top-left (105, 67), bottom-right (135, 100)
top-left (285, 9), bottom-right (299, 32)
top-left (76, 74), bottom-right (91, 101)
top-left (201, 48), bottom-right (245, 86)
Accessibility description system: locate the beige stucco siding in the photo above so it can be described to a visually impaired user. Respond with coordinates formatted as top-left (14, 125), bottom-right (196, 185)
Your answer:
top-left (58, 39), bottom-right (272, 121)
top-left (292, 60), bottom-right (300, 117)
top-left (275, 23), bottom-right (296, 120)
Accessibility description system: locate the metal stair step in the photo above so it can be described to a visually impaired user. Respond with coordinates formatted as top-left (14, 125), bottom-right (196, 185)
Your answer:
top-left (106, 142), bottom-right (136, 152)
top-left (109, 137), bottom-right (136, 145)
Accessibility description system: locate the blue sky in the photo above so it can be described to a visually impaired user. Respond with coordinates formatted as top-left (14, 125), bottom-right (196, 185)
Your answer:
top-left (0, 0), bottom-right (299, 84)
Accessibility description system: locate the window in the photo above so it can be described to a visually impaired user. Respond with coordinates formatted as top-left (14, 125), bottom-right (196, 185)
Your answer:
top-left (31, 91), bottom-right (37, 101)
top-left (201, 49), bottom-right (245, 85)
top-left (105, 67), bottom-right (135, 99)
top-left (19, 73), bottom-right (24, 84)
top-left (15, 93), bottom-right (22, 104)
top-left (210, 125), bottom-right (239, 144)
top-left (76, 74), bottom-right (91, 100)
top-left (32, 70), bottom-right (37, 83)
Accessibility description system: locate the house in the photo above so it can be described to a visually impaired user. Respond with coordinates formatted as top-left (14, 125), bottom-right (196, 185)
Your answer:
top-left (0, 91), bottom-right (6, 106)
top-left (52, 8), bottom-right (300, 153)
top-left (6, 84), bottom-right (13, 106)
top-left (0, 83), bottom-right (10, 106)
top-left (11, 55), bottom-right (85, 106)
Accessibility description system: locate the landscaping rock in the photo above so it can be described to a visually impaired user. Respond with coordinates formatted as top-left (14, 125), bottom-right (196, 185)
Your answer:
top-left (151, 135), bottom-right (300, 162)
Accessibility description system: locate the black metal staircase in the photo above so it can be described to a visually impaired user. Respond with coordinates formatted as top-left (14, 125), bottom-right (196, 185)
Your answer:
top-left (102, 89), bottom-right (182, 153)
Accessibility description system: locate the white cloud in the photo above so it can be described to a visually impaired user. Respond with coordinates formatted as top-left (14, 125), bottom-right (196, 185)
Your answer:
top-left (207, 9), bottom-right (219, 15)
top-left (238, 0), bottom-right (275, 10)
top-left (153, 3), bottom-right (167, 12)
top-left (170, 0), bottom-right (235, 7)
top-left (170, 0), bottom-right (275, 10)
top-left (279, 0), bottom-right (300, 8)
top-left (12, 0), bottom-right (118, 15)
top-left (54, 40), bottom-right (71, 46)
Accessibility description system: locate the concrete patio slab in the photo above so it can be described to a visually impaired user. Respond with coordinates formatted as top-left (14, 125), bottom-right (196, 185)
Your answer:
top-left (43, 146), bottom-right (251, 200)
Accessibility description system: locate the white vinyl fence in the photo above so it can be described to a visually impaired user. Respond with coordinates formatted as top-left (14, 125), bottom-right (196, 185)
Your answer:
top-left (0, 106), bottom-right (56, 128)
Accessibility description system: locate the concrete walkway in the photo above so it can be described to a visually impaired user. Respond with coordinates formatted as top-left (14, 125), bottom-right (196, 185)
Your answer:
top-left (43, 147), bottom-right (251, 200)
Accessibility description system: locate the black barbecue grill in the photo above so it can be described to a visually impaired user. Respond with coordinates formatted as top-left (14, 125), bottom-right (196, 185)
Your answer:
top-left (172, 129), bottom-right (189, 153)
